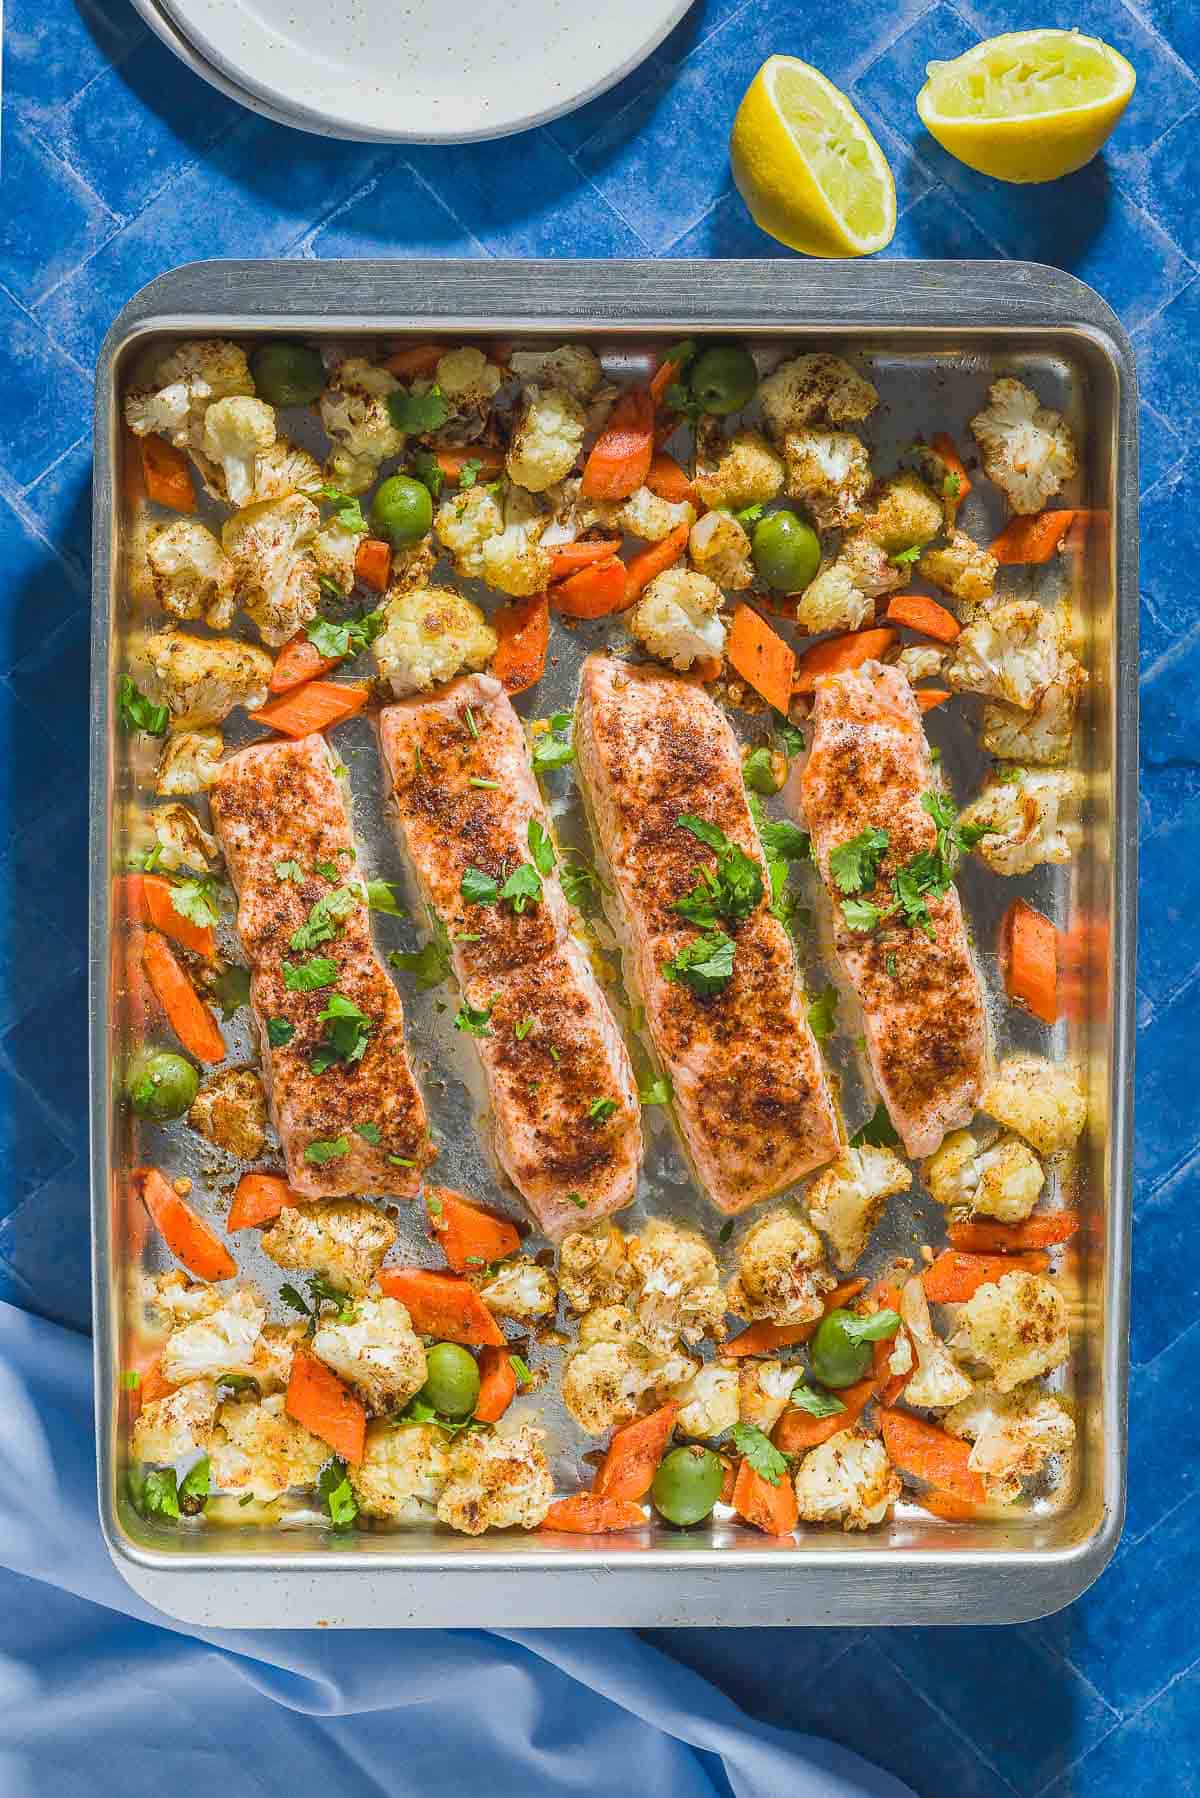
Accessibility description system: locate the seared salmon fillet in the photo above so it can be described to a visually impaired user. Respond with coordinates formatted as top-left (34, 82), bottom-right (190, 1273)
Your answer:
top-left (209, 734), bottom-right (433, 1199)
top-left (576, 655), bottom-right (839, 1212)
top-left (798, 661), bottom-right (987, 1158)
top-left (378, 673), bottom-right (641, 1238)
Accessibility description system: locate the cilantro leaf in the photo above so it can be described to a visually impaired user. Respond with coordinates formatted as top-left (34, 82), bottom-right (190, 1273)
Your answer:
top-left (311, 992), bottom-right (371, 1071)
top-left (560, 852), bottom-right (603, 916)
top-left (457, 457), bottom-right (483, 489)
top-left (731, 1422), bottom-right (789, 1487)
top-left (461, 866), bottom-right (499, 907)
top-left (676, 813), bottom-right (728, 854)
top-left (309, 485), bottom-right (367, 532)
top-left (213, 965), bottom-right (251, 1019)
top-left (366, 879), bottom-right (406, 918)
top-left (118, 675), bottom-right (169, 737)
top-left (742, 746), bottom-right (782, 796)
top-left (279, 1282), bottom-right (312, 1316)
top-left (141, 1466), bottom-right (181, 1519)
top-left (662, 930), bottom-right (735, 997)
top-left (890, 544), bottom-right (923, 568)
top-left (587, 1096), bottom-right (617, 1122)
top-left (170, 875), bottom-right (221, 929)
top-left (674, 815), bottom-right (763, 926)
top-left (841, 896), bottom-right (889, 932)
top-left (943, 472), bottom-right (962, 499)
top-left (514, 1017), bottom-right (534, 1041)
top-left (638, 1073), bottom-right (673, 1106)
top-left (303, 1136), bottom-right (350, 1165)
top-left (354, 1120), bottom-right (381, 1145)
top-left (387, 385), bottom-right (449, 433)
top-left (290, 886), bottom-right (359, 952)
top-left (454, 999), bottom-right (494, 1037)
top-left (806, 988), bottom-right (838, 1040)
top-left (178, 1454), bottom-right (210, 1514)
top-left (842, 1309), bottom-right (901, 1344)
top-left (389, 912), bottom-right (452, 990)
top-left (789, 1385), bottom-right (846, 1419)
top-left (316, 1454), bottom-right (359, 1527)
top-left (829, 827), bottom-right (890, 896)
top-left (758, 817), bottom-right (810, 863)
top-left (850, 1103), bottom-right (901, 1148)
top-left (266, 1016), bottom-right (294, 1048)
top-left (307, 608), bottom-right (385, 661)
top-left (275, 860), bottom-right (304, 884)
top-left (410, 449), bottom-right (444, 497)
top-left (531, 712), bottom-right (575, 773)
top-left (499, 863), bottom-right (542, 914)
top-left (734, 501), bottom-right (765, 528)
top-left (772, 711), bottom-right (804, 759)
top-left (284, 956), bottom-right (339, 992)
top-left (527, 818), bottom-right (556, 876)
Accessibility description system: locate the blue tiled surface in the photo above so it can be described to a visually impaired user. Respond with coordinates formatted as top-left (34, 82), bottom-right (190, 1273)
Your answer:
top-left (1, 0), bottom-right (1196, 1789)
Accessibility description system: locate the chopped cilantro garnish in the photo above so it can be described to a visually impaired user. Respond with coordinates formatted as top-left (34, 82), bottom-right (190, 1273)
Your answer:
top-left (531, 712), bottom-right (574, 773)
top-left (306, 608), bottom-right (384, 660)
top-left (790, 1384), bottom-right (846, 1418)
top-left (943, 472), bottom-right (962, 498)
top-left (885, 953), bottom-right (899, 978)
top-left (731, 1422), bottom-right (789, 1486)
top-left (842, 1309), bottom-right (901, 1344)
top-left (560, 852), bottom-right (603, 916)
top-left (742, 746), bottom-right (782, 796)
top-left (366, 879), bottom-right (406, 917)
top-left (673, 815), bottom-right (763, 927)
top-left (141, 1466), bottom-right (181, 1520)
top-left (389, 911), bottom-right (452, 990)
top-left (638, 1073), bottom-right (672, 1106)
top-left (309, 484), bottom-right (367, 532)
top-left (266, 1016), bottom-right (294, 1048)
top-left (734, 501), bottom-right (765, 528)
top-left (772, 711), bottom-right (805, 759)
top-left (311, 993), bottom-right (371, 1071)
top-left (587, 1096), bottom-right (617, 1122)
top-left (527, 819), bottom-right (556, 876)
top-left (290, 885), bottom-right (359, 952)
top-left (457, 457), bottom-right (483, 489)
top-left (829, 827), bottom-right (889, 896)
top-left (842, 896), bottom-right (890, 933)
top-left (118, 675), bottom-right (169, 737)
top-left (354, 1120), bottom-right (381, 1145)
top-left (566, 1192), bottom-right (586, 1209)
top-left (317, 1454), bottom-right (359, 1527)
top-left (178, 1454), bottom-right (210, 1513)
top-left (387, 385), bottom-right (450, 433)
top-left (303, 1135), bottom-right (351, 1165)
top-left (275, 859), bottom-right (304, 884)
top-left (170, 875), bottom-right (221, 929)
top-left (410, 449), bottom-right (444, 497)
top-left (461, 866), bottom-right (499, 906)
top-left (514, 1017), bottom-right (535, 1041)
top-left (662, 930), bottom-right (735, 997)
top-left (500, 863), bottom-right (542, 913)
top-left (284, 956), bottom-right (339, 992)
top-left (806, 988), bottom-right (838, 1040)
top-left (213, 964), bottom-right (251, 1018)
top-left (454, 999), bottom-right (494, 1037)
top-left (889, 544), bottom-right (922, 567)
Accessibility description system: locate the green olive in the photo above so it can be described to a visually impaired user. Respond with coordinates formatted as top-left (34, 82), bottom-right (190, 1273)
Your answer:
top-left (420, 1342), bottom-right (480, 1419)
top-left (688, 344), bottom-right (758, 416)
top-left (127, 1049), bottom-right (199, 1121)
top-left (809, 1309), bottom-right (872, 1390)
top-left (249, 341), bottom-right (325, 408)
top-left (752, 510), bottom-right (821, 592)
top-left (651, 1444), bottom-right (723, 1527)
top-left (371, 474), bottom-right (434, 548)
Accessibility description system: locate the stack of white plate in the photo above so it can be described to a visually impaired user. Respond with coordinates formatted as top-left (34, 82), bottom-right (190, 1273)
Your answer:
top-left (133, 0), bottom-right (693, 143)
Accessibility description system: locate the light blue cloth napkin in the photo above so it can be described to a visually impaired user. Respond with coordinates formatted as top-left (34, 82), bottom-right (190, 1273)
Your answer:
top-left (0, 1301), bottom-right (914, 1797)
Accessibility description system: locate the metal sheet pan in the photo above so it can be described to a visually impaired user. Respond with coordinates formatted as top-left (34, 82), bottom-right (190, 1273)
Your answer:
top-left (91, 260), bottom-right (1137, 1627)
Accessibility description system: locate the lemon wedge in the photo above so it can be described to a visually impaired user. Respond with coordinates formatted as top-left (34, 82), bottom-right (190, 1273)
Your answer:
top-left (730, 56), bottom-right (896, 257)
top-left (916, 29), bottom-right (1136, 183)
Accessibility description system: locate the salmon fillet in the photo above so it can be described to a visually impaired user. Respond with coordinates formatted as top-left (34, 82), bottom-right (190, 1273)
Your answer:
top-left (209, 733), bottom-right (433, 1199)
top-left (797, 661), bottom-right (987, 1158)
top-left (378, 673), bottom-right (641, 1239)
top-left (576, 655), bottom-right (839, 1212)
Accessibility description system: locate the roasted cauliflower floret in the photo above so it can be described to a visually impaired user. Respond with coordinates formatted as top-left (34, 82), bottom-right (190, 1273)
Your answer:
top-left (124, 338), bottom-right (253, 447)
top-left (506, 386), bottom-right (585, 492)
top-left (944, 1384), bottom-right (1076, 1503)
top-left (562, 1337), bottom-right (696, 1435)
top-left (725, 1209), bottom-right (833, 1325)
top-left (971, 377), bottom-right (1078, 515)
top-left (864, 471), bottom-right (943, 555)
top-left (629, 567), bottom-right (726, 672)
top-left (436, 347), bottom-right (502, 423)
top-left (132, 1379), bottom-right (219, 1465)
top-left (480, 489), bottom-right (552, 596)
top-left (958, 768), bottom-right (1080, 875)
top-left (895, 645), bottom-right (948, 685)
top-left (737, 1358), bottom-right (797, 1435)
top-left (152, 801), bottom-right (219, 874)
top-left (435, 483), bottom-right (504, 578)
top-left (508, 343), bottom-right (602, 401)
top-left (781, 429), bottom-right (871, 530)
top-left (795, 528), bottom-right (906, 635)
top-left (436, 1422), bottom-right (554, 1535)
top-left (950, 1271), bottom-right (1070, 1392)
top-left (629, 1218), bottom-right (726, 1352)
top-left (312, 518), bottom-right (366, 598)
top-left (187, 1067), bottom-right (267, 1161)
top-left (913, 438), bottom-right (970, 525)
top-left (948, 600), bottom-right (1067, 711)
top-left (559, 1223), bottom-right (637, 1313)
top-left (350, 1421), bottom-right (450, 1521)
top-left (925, 1130), bottom-right (1045, 1223)
top-left (898, 1276), bottom-right (973, 1410)
top-left (160, 1287), bottom-right (266, 1387)
top-left (250, 1321), bottom-right (306, 1395)
top-left (616, 484), bottom-right (695, 543)
top-left (917, 528), bottom-right (998, 606)
top-left (759, 354), bottom-right (879, 437)
top-left (793, 1427), bottom-right (900, 1531)
top-left (320, 356), bottom-right (405, 468)
top-left (246, 437), bottom-right (324, 505)
top-left (152, 1269), bottom-right (225, 1326)
top-left (577, 1303), bottom-right (639, 1347)
top-left (312, 1294), bottom-right (427, 1415)
top-left (129, 628), bottom-right (273, 729)
top-left (477, 1257), bottom-right (558, 1322)
top-left (210, 1392), bottom-right (327, 1500)
top-left (808, 1145), bottom-right (913, 1272)
top-left (372, 583), bottom-right (496, 697)
top-left (981, 658), bottom-right (1087, 766)
top-left (692, 428), bottom-right (785, 511)
top-left (688, 509), bottom-right (753, 590)
top-left (669, 1360), bottom-right (739, 1440)
top-left (221, 493), bottom-right (321, 648)
top-left (259, 1198), bottom-right (396, 1296)
top-left (980, 1055), bottom-right (1087, 1157)
top-left (200, 396), bottom-right (277, 508)
top-left (156, 726), bottom-right (223, 795)
top-left (324, 448), bottom-right (379, 497)
top-left (146, 520), bottom-right (236, 628)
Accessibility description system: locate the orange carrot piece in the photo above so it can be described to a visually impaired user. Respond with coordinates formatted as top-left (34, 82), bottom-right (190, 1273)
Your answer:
top-left (923, 1248), bottom-right (1050, 1304)
top-left (491, 593), bottom-right (550, 694)
top-left (623, 522), bottom-right (690, 600)
top-left (793, 628), bottom-right (897, 694)
top-left (140, 1355), bottom-right (177, 1408)
top-left (885, 594), bottom-right (961, 643)
top-left (1001, 897), bottom-right (1059, 1025)
top-left (354, 537), bottom-right (391, 593)
top-left (135, 1166), bottom-right (237, 1282)
top-left (880, 1410), bottom-right (987, 1506)
top-left (541, 1494), bottom-right (648, 1534)
top-left (383, 343), bottom-right (444, 378)
top-left (474, 1345), bottom-right (518, 1424)
top-left (593, 1402), bottom-right (678, 1502)
top-left (551, 557), bottom-right (632, 620)
top-left (948, 1215), bottom-right (1080, 1254)
top-left (727, 603), bottom-right (796, 715)
top-left (434, 446), bottom-right (505, 482)
top-left (649, 352), bottom-right (687, 408)
top-left (725, 1279), bottom-right (869, 1356)
top-left (773, 1377), bottom-right (876, 1455)
top-left (120, 872), bottom-right (216, 959)
top-left (869, 1280), bottom-right (908, 1405)
top-left (580, 388), bottom-right (655, 500)
top-left (931, 432), bottom-right (972, 507)
top-left (916, 1489), bottom-right (980, 1522)
top-left (141, 932), bottom-right (226, 1063)
top-left (547, 539), bottom-right (624, 580)
top-left (139, 435), bottom-right (196, 513)
top-left (645, 452), bottom-right (697, 505)
top-left (269, 632), bottom-right (342, 695)
top-left (915, 689), bottom-right (952, 713)
top-left (286, 1349), bottom-right (366, 1465)
top-left (427, 1185), bottom-right (521, 1273)
top-left (377, 1267), bottom-right (505, 1346)
top-left (732, 1458), bottom-right (799, 1536)
top-left (990, 510), bottom-right (1075, 565)
top-left (249, 681), bottom-right (369, 739)
top-left (227, 1172), bottom-right (300, 1232)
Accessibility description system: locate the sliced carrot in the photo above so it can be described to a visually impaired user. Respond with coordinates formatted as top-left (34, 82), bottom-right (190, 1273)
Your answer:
top-left (140, 1355), bottom-right (177, 1408)
top-left (1001, 897), bottom-right (1059, 1025)
top-left (491, 593), bottom-right (549, 694)
top-left (885, 594), bottom-right (961, 643)
top-left (249, 681), bottom-right (369, 739)
top-left (551, 556), bottom-right (632, 620)
top-left (427, 1185), bottom-right (521, 1273)
top-left (990, 510), bottom-right (1075, 565)
top-left (139, 435), bottom-right (196, 513)
top-left (434, 446), bottom-right (505, 483)
top-left (593, 1402), bottom-right (678, 1502)
top-left (134, 1166), bottom-right (237, 1282)
top-left (227, 1172), bottom-right (300, 1232)
top-left (580, 388), bottom-right (655, 500)
top-left (124, 1349), bottom-right (177, 1424)
top-left (930, 433), bottom-right (972, 508)
top-left (923, 1248), bottom-right (1050, 1304)
top-left (732, 1458), bottom-right (798, 1536)
top-left (286, 1349), bottom-right (366, 1465)
top-left (541, 1494), bottom-right (648, 1533)
top-left (725, 1280), bottom-right (869, 1357)
top-left (547, 539), bottom-right (624, 581)
top-left (948, 1215), bottom-right (1080, 1254)
top-left (726, 603), bottom-right (796, 716)
top-left (377, 1267), bottom-right (505, 1347)
top-left (269, 632), bottom-right (342, 695)
top-left (474, 1345), bottom-right (518, 1424)
top-left (793, 627), bottom-right (897, 694)
top-left (142, 932), bottom-right (226, 1063)
top-left (623, 522), bottom-right (690, 601)
top-left (645, 452), bottom-right (697, 506)
top-left (383, 343), bottom-right (444, 378)
top-left (773, 1377), bottom-right (876, 1455)
top-left (869, 1280), bottom-right (909, 1405)
top-left (880, 1410), bottom-right (986, 1506)
top-left (649, 352), bottom-right (687, 408)
top-left (915, 1489), bottom-right (979, 1522)
top-left (1063, 509), bottom-right (1106, 553)
top-left (915, 688), bottom-right (952, 713)
top-left (121, 872), bottom-right (216, 959)
top-left (354, 537), bottom-right (391, 593)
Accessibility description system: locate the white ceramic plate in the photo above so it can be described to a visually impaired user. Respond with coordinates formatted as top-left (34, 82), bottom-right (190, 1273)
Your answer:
top-left (153, 0), bottom-right (694, 143)
top-left (130, 0), bottom-right (337, 134)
